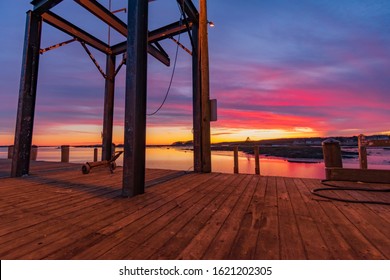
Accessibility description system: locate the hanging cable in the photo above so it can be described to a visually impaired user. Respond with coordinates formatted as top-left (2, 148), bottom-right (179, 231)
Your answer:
top-left (147, 24), bottom-right (181, 116)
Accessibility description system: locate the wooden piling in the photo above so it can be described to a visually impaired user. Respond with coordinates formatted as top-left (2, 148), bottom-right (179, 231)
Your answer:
top-left (111, 143), bottom-right (116, 159)
top-left (93, 148), bottom-right (98, 162)
top-left (233, 146), bottom-right (239, 174)
top-left (61, 145), bottom-right (70, 163)
top-left (322, 138), bottom-right (343, 169)
top-left (254, 146), bottom-right (260, 175)
top-left (358, 134), bottom-right (368, 169)
top-left (7, 146), bottom-right (14, 159)
top-left (30, 145), bottom-right (38, 161)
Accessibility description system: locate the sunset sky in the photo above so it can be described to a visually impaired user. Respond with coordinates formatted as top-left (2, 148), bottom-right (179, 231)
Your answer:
top-left (1, 0), bottom-right (389, 146)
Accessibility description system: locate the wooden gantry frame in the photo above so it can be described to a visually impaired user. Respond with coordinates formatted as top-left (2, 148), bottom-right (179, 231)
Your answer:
top-left (11, 0), bottom-right (212, 197)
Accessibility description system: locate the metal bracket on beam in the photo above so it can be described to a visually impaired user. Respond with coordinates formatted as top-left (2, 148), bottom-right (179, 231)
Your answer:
top-left (41, 11), bottom-right (110, 54)
top-left (80, 41), bottom-right (107, 79)
top-left (114, 54), bottom-right (126, 77)
top-left (170, 37), bottom-right (192, 56)
top-left (40, 38), bottom-right (77, 54)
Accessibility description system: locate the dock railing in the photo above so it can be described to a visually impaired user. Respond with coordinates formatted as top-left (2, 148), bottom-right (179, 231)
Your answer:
top-left (233, 145), bottom-right (260, 175)
top-left (322, 134), bottom-right (390, 183)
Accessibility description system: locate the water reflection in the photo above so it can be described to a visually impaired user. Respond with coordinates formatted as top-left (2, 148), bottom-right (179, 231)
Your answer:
top-left (1, 146), bottom-right (389, 179)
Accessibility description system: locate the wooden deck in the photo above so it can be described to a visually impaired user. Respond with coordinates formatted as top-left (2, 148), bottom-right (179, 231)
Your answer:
top-left (0, 159), bottom-right (389, 260)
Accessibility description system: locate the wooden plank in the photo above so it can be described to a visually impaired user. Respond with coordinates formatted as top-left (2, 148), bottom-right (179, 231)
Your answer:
top-left (55, 173), bottom-right (220, 259)
top-left (276, 176), bottom-right (306, 259)
top-left (228, 176), bottom-right (267, 259)
top-left (10, 173), bottom-right (200, 259)
top-left (326, 168), bottom-right (390, 184)
top-left (254, 176), bottom-right (280, 259)
top-left (149, 174), bottom-right (243, 260)
top-left (286, 177), bottom-right (332, 259)
top-left (202, 175), bottom-right (258, 259)
top-left (177, 174), bottom-right (253, 259)
top-left (321, 181), bottom-right (390, 258)
top-left (296, 178), bottom-right (359, 259)
top-left (311, 182), bottom-right (386, 259)
top-left (107, 173), bottom-right (236, 259)
top-left (0, 168), bottom-right (195, 258)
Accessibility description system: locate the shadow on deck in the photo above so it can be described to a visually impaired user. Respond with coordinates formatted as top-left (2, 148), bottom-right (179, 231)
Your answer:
top-left (0, 159), bottom-right (389, 260)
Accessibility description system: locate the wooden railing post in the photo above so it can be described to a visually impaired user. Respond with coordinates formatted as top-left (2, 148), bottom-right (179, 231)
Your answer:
top-left (30, 145), bottom-right (38, 161)
top-left (111, 143), bottom-right (116, 159)
top-left (358, 134), bottom-right (368, 169)
top-left (93, 148), bottom-right (98, 162)
top-left (233, 146), bottom-right (239, 174)
top-left (254, 146), bottom-right (260, 175)
top-left (7, 146), bottom-right (14, 159)
top-left (322, 139), bottom-right (343, 168)
top-left (61, 145), bottom-right (70, 163)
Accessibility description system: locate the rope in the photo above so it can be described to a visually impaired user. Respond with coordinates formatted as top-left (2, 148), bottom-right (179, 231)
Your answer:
top-left (311, 180), bottom-right (390, 205)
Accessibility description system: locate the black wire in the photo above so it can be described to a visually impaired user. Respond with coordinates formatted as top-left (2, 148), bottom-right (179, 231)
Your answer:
top-left (147, 22), bottom-right (181, 116)
top-left (311, 180), bottom-right (390, 205)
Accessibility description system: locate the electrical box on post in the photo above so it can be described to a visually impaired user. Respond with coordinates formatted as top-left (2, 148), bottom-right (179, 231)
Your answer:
top-left (210, 99), bottom-right (217, 121)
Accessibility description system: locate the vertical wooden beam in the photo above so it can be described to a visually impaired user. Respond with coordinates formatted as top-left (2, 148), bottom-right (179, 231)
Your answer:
top-left (192, 0), bottom-right (211, 173)
top-left (233, 146), bottom-right (239, 174)
top-left (102, 54), bottom-right (116, 161)
top-left (11, 11), bottom-right (42, 177)
top-left (122, 0), bottom-right (148, 197)
top-left (8, 146), bottom-right (14, 159)
top-left (254, 145), bottom-right (260, 175)
top-left (199, 0), bottom-right (211, 173)
top-left (61, 145), bottom-right (70, 162)
top-left (322, 139), bottom-right (343, 180)
top-left (93, 148), bottom-right (98, 162)
top-left (358, 134), bottom-right (368, 169)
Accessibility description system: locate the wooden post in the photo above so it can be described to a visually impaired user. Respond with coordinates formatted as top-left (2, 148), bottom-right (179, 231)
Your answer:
top-left (30, 145), bottom-right (38, 161)
top-left (254, 146), bottom-right (260, 175)
top-left (122, 0), bottom-right (148, 197)
top-left (8, 146), bottom-right (14, 159)
top-left (102, 54), bottom-right (116, 161)
top-left (199, 0), bottom-right (211, 173)
top-left (11, 11), bottom-right (42, 177)
top-left (193, 0), bottom-right (211, 173)
top-left (234, 146), bottom-right (239, 174)
top-left (358, 134), bottom-right (368, 169)
top-left (93, 148), bottom-right (98, 162)
top-left (111, 143), bottom-right (116, 159)
top-left (322, 138), bottom-right (343, 168)
top-left (61, 145), bottom-right (70, 163)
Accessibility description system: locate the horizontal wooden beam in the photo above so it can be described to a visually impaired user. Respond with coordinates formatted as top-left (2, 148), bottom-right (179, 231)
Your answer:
top-left (31, 0), bottom-right (63, 14)
top-left (366, 139), bottom-right (390, 147)
top-left (325, 167), bottom-right (390, 184)
top-left (41, 11), bottom-right (110, 54)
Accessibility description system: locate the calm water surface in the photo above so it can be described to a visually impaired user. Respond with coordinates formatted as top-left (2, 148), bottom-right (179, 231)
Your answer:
top-left (1, 146), bottom-right (389, 179)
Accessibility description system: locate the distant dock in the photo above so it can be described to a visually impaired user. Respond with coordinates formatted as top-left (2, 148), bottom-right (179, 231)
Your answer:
top-left (0, 159), bottom-right (389, 259)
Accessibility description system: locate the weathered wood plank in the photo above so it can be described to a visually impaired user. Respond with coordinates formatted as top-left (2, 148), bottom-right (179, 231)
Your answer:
top-left (150, 174), bottom-right (243, 260)
top-left (177, 174), bottom-right (253, 259)
top-left (276, 177), bottom-right (306, 259)
top-left (228, 176), bottom-right (267, 259)
top-left (254, 176), bottom-right (280, 259)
